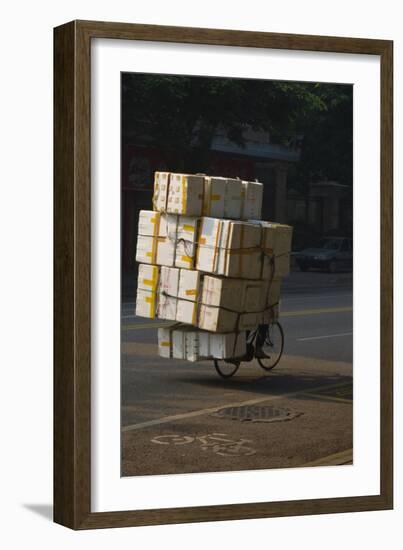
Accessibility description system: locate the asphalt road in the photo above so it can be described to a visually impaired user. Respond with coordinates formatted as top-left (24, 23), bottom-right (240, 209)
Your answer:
top-left (121, 270), bottom-right (353, 476)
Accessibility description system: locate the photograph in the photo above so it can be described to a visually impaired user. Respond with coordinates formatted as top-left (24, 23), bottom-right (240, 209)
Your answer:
top-left (120, 72), bottom-right (353, 477)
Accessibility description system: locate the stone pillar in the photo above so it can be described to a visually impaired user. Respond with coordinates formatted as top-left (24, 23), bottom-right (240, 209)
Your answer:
top-left (323, 196), bottom-right (340, 232)
top-left (274, 164), bottom-right (288, 223)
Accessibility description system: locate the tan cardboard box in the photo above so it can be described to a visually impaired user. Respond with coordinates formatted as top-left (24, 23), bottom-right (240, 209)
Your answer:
top-left (251, 221), bottom-right (293, 278)
top-left (241, 181), bottom-right (263, 220)
top-left (202, 177), bottom-right (226, 218)
top-left (152, 172), bottom-right (170, 212)
top-left (219, 220), bottom-right (261, 250)
top-left (198, 304), bottom-right (238, 332)
top-left (138, 210), bottom-right (161, 236)
top-left (196, 219), bottom-right (262, 278)
top-left (224, 178), bottom-right (243, 219)
top-left (135, 288), bottom-right (157, 319)
top-left (137, 264), bottom-right (159, 293)
top-left (167, 173), bottom-right (204, 216)
top-left (201, 276), bottom-right (244, 312)
top-left (135, 235), bottom-right (156, 264)
top-left (216, 247), bottom-right (262, 279)
top-left (238, 312), bottom-right (260, 330)
top-left (158, 327), bottom-right (172, 358)
top-left (243, 280), bottom-right (267, 313)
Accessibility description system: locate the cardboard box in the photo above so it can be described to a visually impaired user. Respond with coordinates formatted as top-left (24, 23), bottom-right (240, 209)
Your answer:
top-left (209, 332), bottom-right (246, 359)
top-left (219, 220), bottom-right (261, 250)
top-left (137, 264), bottom-right (159, 293)
top-left (138, 210), bottom-right (161, 236)
top-left (224, 178), bottom-right (243, 219)
top-left (135, 288), bottom-right (157, 319)
top-left (135, 235), bottom-right (156, 264)
top-left (175, 216), bottom-right (198, 269)
top-left (157, 266), bottom-right (179, 320)
top-left (259, 222), bottom-right (293, 277)
top-left (238, 312), bottom-right (260, 331)
top-left (196, 218), bottom-right (262, 279)
top-left (172, 328), bottom-right (195, 359)
top-left (167, 173), bottom-right (204, 216)
top-left (178, 269), bottom-right (201, 301)
top-left (176, 299), bottom-right (198, 325)
top-left (216, 247), bottom-right (262, 279)
top-left (158, 213), bottom-right (178, 238)
top-left (155, 237), bottom-right (175, 267)
top-left (243, 280), bottom-right (267, 313)
top-left (157, 328), bottom-right (247, 362)
top-left (185, 331), bottom-right (212, 362)
top-left (152, 172), bottom-right (170, 212)
top-left (202, 177), bottom-right (226, 218)
top-left (241, 181), bottom-right (263, 220)
top-left (158, 327), bottom-right (172, 358)
top-left (201, 276), bottom-right (244, 312)
top-left (198, 304), bottom-right (238, 332)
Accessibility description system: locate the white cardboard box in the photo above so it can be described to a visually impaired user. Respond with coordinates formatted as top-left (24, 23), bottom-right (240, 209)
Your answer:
top-left (157, 293), bottom-right (177, 320)
top-left (178, 269), bottom-right (201, 301)
top-left (175, 216), bottom-right (198, 269)
top-left (138, 210), bottom-right (161, 236)
top-left (241, 181), bottom-right (263, 220)
top-left (137, 264), bottom-right (159, 293)
top-left (202, 177), bottom-right (226, 218)
top-left (158, 213), bottom-right (178, 239)
top-left (167, 173), bottom-right (204, 216)
top-left (158, 327), bottom-right (172, 358)
top-left (209, 332), bottom-right (246, 359)
top-left (157, 266), bottom-right (179, 320)
top-left (135, 288), bottom-right (157, 319)
top-left (152, 172), bottom-right (170, 212)
top-left (176, 299), bottom-right (198, 325)
top-left (155, 237), bottom-right (176, 267)
top-left (135, 235), bottom-right (156, 264)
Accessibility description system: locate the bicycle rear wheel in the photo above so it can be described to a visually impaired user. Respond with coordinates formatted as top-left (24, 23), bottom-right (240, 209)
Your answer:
top-left (213, 359), bottom-right (240, 378)
top-left (257, 322), bottom-right (284, 371)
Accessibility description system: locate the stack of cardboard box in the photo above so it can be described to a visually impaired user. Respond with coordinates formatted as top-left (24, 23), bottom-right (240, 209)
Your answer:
top-left (135, 172), bottom-right (292, 361)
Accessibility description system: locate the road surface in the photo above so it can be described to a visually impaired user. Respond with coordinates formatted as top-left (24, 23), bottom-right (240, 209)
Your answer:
top-left (121, 271), bottom-right (353, 476)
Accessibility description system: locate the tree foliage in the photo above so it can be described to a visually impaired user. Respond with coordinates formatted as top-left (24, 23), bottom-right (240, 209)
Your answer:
top-left (122, 73), bottom-right (352, 185)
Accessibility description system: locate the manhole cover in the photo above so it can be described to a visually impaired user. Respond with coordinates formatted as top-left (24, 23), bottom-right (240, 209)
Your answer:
top-left (212, 405), bottom-right (303, 423)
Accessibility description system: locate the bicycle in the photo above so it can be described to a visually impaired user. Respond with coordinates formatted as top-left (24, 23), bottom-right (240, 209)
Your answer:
top-left (213, 321), bottom-right (284, 379)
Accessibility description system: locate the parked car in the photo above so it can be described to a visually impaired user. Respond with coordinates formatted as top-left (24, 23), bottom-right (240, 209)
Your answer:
top-left (294, 237), bottom-right (353, 273)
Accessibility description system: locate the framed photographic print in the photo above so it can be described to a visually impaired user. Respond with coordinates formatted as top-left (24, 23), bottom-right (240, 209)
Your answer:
top-left (54, 20), bottom-right (393, 529)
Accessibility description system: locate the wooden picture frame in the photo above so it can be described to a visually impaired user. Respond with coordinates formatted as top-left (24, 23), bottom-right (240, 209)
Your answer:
top-left (54, 20), bottom-right (393, 529)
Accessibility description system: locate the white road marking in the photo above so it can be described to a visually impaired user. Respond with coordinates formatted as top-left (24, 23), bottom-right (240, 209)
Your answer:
top-left (122, 381), bottom-right (351, 433)
top-left (297, 332), bottom-right (353, 342)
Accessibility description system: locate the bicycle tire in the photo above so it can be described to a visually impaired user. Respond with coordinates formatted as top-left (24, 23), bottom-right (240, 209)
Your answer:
top-left (257, 322), bottom-right (284, 371)
top-left (213, 359), bottom-right (240, 378)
